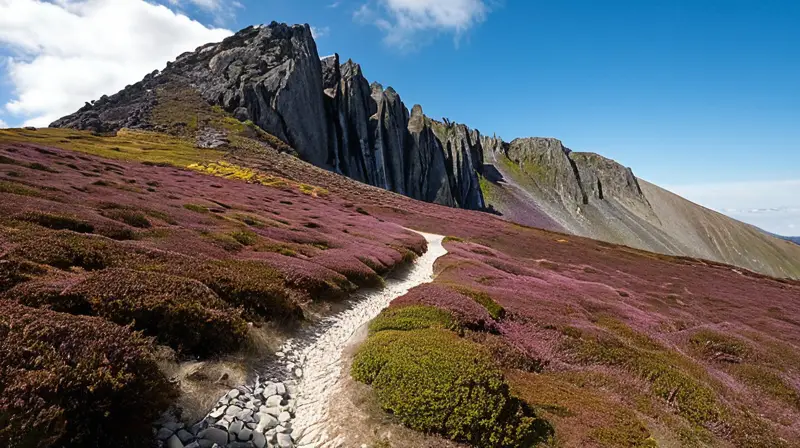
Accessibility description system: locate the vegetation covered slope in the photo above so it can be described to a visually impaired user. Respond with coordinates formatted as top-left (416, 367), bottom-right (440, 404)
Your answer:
top-left (480, 147), bottom-right (800, 280)
top-left (1, 124), bottom-right (799, 447)
top-left (0, 127), bottom-right (425, 447)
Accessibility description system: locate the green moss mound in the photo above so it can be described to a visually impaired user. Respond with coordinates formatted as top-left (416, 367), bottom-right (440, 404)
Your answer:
top-left (0, 300), bottom-right (175, 447)
top-left (352, 328), bottom-right (553, 447)
top-left (454, 286), bottom-right (506, 320)
top-left (369, 305), bottom-right (456, 334)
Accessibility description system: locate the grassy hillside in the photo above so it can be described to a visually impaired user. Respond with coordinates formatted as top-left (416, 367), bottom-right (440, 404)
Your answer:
top-left (2, 123), bottom-right (799, 447)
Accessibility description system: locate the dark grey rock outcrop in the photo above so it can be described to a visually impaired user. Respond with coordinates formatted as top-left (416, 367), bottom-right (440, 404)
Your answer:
top-left (49, 22), bottom-right (644, 216)
top-left (49, 23), bottom-right (489, 210)
top-left (406, 106), bottom-right (455, 206)
top-left (432, 120), bottom-right (485, 209)
top-left (54, 23), bottom-right (330, 167)
top-left (570, 152), bottom-right (650, 209)
top-left (505, 138), bottom-right (586, 205)
top-left (499, 137), bottom-right (653, 214)
top-left (320, 55), bottom-right (483, 209)
top-left (183, 24), bottom-right (329, 167)
top-left (50, 71), bottom-right (160, 133)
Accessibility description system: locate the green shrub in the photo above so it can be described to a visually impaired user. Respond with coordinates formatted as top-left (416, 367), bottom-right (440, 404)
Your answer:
top-left (10, 230), bottom-right (129, 271)
top-left (443, 236), bottom-right (464, 243)
top-left (205, 232), bottom-right (244, 252)
top-left (18, 211), bottom-right (94, 233)
top-left (369, 305), bottom-right (456, 334)
top-left (0, 259), bottom-right (47, 292)
top-left (230, 229), bottom-right (258, 246)
top-left (454, 286), bottom-right (506, 320)
top-left (94, 223), bottom-right (136, 241)
top-left (234, 214), bottom-right (265, 228)
top-left (689, 329), bottom-right (752, 361)
top-left (352, 328), bottom-right (553, 447)
top-left (183, 203), bottom-right (209, 213)
top-left (100, 208), bottom-right (152, 228)
top-left (0, 180), bottom-right (40, 197)
top-left (3, 276), bottom-right (91, 314)
top-left (67, 269), bottom-right (248, 356)
top-left (0, 300), bottom-right (175, 447)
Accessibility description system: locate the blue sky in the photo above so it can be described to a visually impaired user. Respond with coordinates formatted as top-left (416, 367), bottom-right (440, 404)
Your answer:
top-left (1, 0), bottom-right (798, 234)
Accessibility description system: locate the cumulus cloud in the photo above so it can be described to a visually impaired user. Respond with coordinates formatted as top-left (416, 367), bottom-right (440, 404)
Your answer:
top-left (668, 179), bottom-right (800, 236)
top-left (0, 119), bottom-right (8, 129)
top-left (356, 0), bottom-right (490, 48)
top-left (0, 0), bottom-right (231, 127)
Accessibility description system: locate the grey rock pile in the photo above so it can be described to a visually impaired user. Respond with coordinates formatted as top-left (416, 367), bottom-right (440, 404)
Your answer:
top-left (155, 377), bottom-right (300, 448)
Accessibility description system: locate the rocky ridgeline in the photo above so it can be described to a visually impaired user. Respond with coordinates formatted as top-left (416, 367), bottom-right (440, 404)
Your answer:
top-left (482, 135), bottom-right (654, 215)
top-left (51, 22), bottom-right (646, 214)
top-left (50, 22), bottom-right (486, 210)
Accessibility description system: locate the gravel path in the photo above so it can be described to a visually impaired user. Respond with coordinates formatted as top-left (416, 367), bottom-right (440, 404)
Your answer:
top-left (156, 231), bottom-right (447, 448)
top-left (288, 231), bottom-right (446, 447)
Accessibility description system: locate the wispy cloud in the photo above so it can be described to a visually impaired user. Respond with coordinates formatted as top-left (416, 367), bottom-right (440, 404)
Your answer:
top-left (0, 118), bottom-right (8, 129)
top-left (668, 179), bottom-right (800, 235)
top-left (355, 0), bottom-right (491, 49)
top-left (311, 26), bottom-right (330, 39)
top-left (329, 1), bottom-right (342, 8)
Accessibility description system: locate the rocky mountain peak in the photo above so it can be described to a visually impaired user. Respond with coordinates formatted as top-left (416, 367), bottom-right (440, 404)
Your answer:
top-left (50, 21), bottom-right (651, 217)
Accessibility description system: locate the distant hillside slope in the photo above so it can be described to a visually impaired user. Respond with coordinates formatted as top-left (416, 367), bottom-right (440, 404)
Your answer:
top-left (50, 22), bottom-right (800, 279)
top-left (480, 139), bottom-right (800, 279)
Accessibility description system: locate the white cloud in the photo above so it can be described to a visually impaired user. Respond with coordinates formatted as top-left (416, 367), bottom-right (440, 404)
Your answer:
top-left (0, 0), bottom-right (231, 127)
top-left (311, 26), bottom-right (330, 39)
top-left (668, 179), bottom-right (800, 236)
top-left (0, 119), bottom-right (8, 129)
top-left (356, 0), bottom-right (490, 48)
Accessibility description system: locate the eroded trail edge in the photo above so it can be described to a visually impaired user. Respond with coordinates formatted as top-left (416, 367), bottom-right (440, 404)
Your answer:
top-left (167, 232), bottom-right (446, 448)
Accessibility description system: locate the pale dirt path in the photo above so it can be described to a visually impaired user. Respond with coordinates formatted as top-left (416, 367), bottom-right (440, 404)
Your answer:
top-left (277, 232), bottom-right (447, 447)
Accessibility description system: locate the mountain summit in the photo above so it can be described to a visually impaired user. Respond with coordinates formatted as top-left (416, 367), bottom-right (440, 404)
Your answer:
top-left (51, 22), bottom-right (800, 279)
